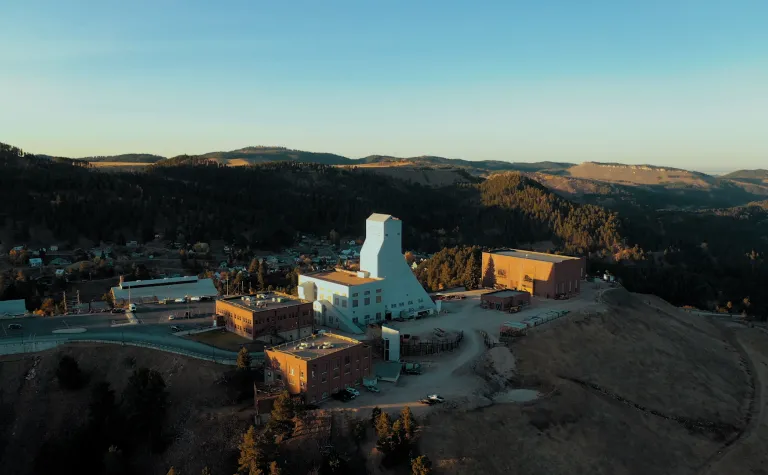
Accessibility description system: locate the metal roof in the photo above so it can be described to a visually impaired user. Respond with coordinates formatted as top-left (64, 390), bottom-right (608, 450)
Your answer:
top-left (120, 275), bottom-right (199, 289)
top-left (112, 278), bottom-right (217, 301)
top-left (484, 290), bottom-right (528, 299)
top-left (488, 249), bottom-right (581, 264)
top-left (368, 213), bottom-right (396, 222)
top-left (0, 299), bottom-right (27, 316)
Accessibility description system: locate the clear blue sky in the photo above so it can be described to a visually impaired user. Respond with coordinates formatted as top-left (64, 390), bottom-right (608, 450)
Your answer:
top-left (1, 1), bottom-right (766, 170)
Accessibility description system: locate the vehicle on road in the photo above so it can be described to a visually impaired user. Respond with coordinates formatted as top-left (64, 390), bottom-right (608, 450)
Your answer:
top-left (332, 390), bottom-right (353, 402)
top-left (345, 387), bottom-right (360, 397)
top-left (190, 296), bottom-right (201, 302)
top-left (7, 323), bottom-right (22, 330)
top-left (313, 329), bottom-right (328, 335)
top-left (128, 303), bottom-right (137, 312)
top-left (426, 394), bottom-right (445, 403)
top-left (174, 298), bottom-right (186, 303)
top-left (110, 308), bottom-right (123, 314)
top-left (419, 397), bottom-right (439, 405)
top-left (170, 325), bottom-right (181, 332)
top-left (168, 314), bottom-right (176, 320)
top-left (364, 384), bottom-right (380, 393)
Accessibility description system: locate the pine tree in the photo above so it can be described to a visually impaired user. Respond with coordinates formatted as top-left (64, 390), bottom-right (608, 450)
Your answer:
top-left (375, 411), bottom-right (393, 451)
top-left (201, 467), bottom-right (212, 475)
top-left (237, 426), bottom-right (260, 474)
top-left (411, 455), bottom-right (433, 475)
top-left (268, 461), bottom-right (282, 475)
top-left (166, 467), bottom-right (177, 475)
top-left (370, 406), bottom-right (382, 427)
top-left (248, 258), bottom-right (259, 274)
top-left (257, 260), bottom-right (266, 291)
top-left (237, 347), bottom-right (252, 370)
top-left (400, 406), bottom-right (416, 440)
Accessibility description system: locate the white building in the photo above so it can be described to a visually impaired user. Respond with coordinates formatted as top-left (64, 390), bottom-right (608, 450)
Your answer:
top-left (298, 213), bottom-right (436, 334)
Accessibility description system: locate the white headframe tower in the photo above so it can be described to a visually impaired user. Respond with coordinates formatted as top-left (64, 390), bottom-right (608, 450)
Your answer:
top-left (360, 213), bottom-right (404, 278)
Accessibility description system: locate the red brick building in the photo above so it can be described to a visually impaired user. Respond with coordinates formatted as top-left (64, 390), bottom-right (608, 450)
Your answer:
top-left (264, 333), bottom-right (373, 403)
top-left (482, 249), bottom-right (586, 298)
top-left (216, 293), bottom-right (314, 344)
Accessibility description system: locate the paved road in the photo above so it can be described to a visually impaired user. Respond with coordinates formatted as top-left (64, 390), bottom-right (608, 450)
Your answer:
top-left (0, 301), bottom-right (244, 363)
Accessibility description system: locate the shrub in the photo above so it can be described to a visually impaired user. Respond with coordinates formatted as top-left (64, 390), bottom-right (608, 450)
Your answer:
top-left (57, 355), bottom-right (85, 390)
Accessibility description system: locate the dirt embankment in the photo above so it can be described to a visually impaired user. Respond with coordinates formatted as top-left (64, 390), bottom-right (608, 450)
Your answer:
top-left (0, 344), bottom-right (251, 475)
top-left (420, 292), bottom-right (753, 475)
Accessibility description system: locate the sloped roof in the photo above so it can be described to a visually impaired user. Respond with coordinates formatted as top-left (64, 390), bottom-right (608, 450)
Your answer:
top-left (0, 299), bottom-right (27, 316)
top-left (367, 213), bottom-right (394, 222)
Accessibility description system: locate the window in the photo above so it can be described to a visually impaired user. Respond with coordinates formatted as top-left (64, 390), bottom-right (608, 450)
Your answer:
top-left (364, 290), bottom-right (370, 295)
top-left (321, 372), bottom-right (327, 382)
top-left (364, 314), bottom-right (370, 320)
top-left (352, 317), bottom-right (359, 324)
top-left (391, 304), bottom-right (397, 309)
top-left (322, 392), bottom-right (328, 399)
top-left (290, 368), bottom-right (295, 376)
top-left (334, 297), bottom-right (339, 306)
top-left (364, 297), bottom-right (370, 305)
top-left (352, 300), bottom-right (358, 308)
top-left (408, 300), bottom-right (413, 305)
top-left (342, 300), bottom-right (347, 308)
top-left (376, 312), bottom-right (381, 320)
top-left (376, 289), bottom-right (382, 293)
top-left (352, 292), bottom-right (359, 297)
top-left (418, 298), bottom-right (423, 303)
top-left (376, 296), bottom-right (382, 303)
top-left (300, 370), bottom-right (305, 379)
top-left (344, 356), bottom-right (350, 364)
top-left (399, 302), bottom-right (404, 307)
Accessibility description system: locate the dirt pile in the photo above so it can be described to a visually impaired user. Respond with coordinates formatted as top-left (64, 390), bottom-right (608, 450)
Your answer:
top-left (479, 346), bottom-right (517, 389)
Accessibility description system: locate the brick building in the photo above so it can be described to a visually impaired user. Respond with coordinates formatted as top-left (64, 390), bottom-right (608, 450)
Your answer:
top-left (216, 293), bottom-right (314, 344)
top-left (264, 333), bottom-right (373, 403)
top-left (482, 249), bottom-right (586, 298)
top-left (481, 289), bottom-right (531, 311)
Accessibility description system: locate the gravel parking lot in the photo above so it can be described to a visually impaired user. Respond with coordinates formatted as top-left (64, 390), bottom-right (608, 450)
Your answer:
top-left (322, 281), bottom-right (611, 414)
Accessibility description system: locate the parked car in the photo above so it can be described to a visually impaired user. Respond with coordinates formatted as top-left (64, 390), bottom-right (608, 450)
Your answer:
top-left (190, 296), bottom-right (201, 302)
top-left (345, 387), bottom-right (360, 397)
top-left (364, 384), bottom-right (380, 393)
top-left (170, 325), bottom-right (181, 332)
top-left (168, 314), bottom-right (176, 320)
top-left (174, 298), bottom-right (186, 303)
top-left (110, 308), bottom-right (123, 314)
top-left (332, 390), bottom-right (353, 402)
top-left (128, 303), bottom-right (137, 312)
top-left (419, 398), bottom-right (438, 405)
top-left (7, 323), bottom-right (22, 330)
top-left (426, 394), bottom-right (445, 403)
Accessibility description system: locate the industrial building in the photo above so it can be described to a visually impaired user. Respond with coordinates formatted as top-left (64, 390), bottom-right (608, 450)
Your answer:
top-left (0, 299), bottom-right (27, 317)
top-left (297, 213), bottom-right (436, 334)
top-left (481, 289), bottom-right (531, 310)
top-left (264, 333), bottom-right (372, 403)
top-left (482, 249), bottom-right (586, 298)
top-left (216, 293), bottom-right (314, 344)
top-left (111, 275), bottom-right (218, 304)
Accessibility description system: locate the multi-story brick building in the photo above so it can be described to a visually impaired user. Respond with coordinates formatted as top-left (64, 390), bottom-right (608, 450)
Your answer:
top-left (216, 293), bottom-right (314, 344)
top-left (481, 249), bottom-right (586, 298)
top-left (264, 333), bottom-right (373, 403)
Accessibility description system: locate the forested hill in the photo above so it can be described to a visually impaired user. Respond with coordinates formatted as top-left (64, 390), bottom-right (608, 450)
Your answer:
top-left (37, 153), bottom-right (165, 163)
top-left (0, 141), bottom-right (621, 256)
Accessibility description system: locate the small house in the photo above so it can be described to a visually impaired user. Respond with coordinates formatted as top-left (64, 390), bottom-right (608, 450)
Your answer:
top-left (55, 269), bottom-right (65, 277)
top-left (49, 245), bottom-right (59, 252)
top-left (29, 258), bottom-right (43, 268)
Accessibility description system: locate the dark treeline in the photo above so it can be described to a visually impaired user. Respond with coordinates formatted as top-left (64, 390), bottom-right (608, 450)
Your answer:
top-left (1, 143), bottom-right (620, 255)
